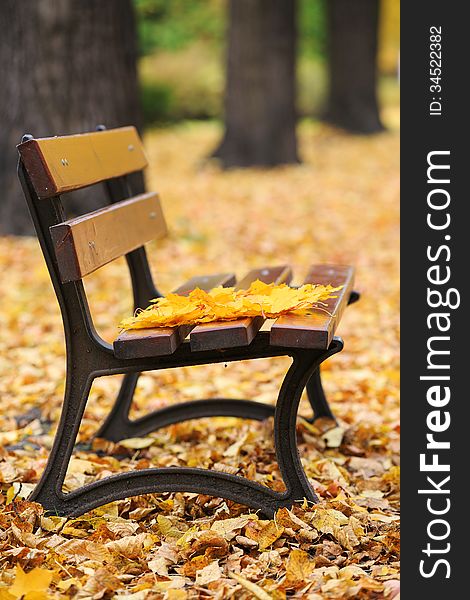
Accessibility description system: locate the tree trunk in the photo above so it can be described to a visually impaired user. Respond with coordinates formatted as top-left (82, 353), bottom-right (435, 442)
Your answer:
top-left (324, 0), bottom-right (384, 134)
top-left (0, 0), bottom-right (143, 235)
top-left (214, 0), bottom-right (299, 168)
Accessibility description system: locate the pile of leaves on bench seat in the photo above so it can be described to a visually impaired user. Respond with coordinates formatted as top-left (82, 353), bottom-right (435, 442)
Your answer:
top-left (120, 279), bottom-right (342, 330)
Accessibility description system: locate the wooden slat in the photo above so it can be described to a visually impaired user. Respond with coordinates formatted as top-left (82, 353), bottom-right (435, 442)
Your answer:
top-left (270, 264), bottom-right (355, 349)
top-left (168, 273), bottom-right (236, 296)
top-left (113, 273), bottom-right (236, 359)
top-left (50, 192), bottom-right (167, 282)
top-left (190, 265), bottom-right (292, 352)
top-left (17, 126), bottom-right (147, 198)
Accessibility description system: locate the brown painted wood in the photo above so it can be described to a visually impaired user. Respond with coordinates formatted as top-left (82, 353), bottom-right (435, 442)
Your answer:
top-left (113, 273), bottom-right (236, 359)
top-left (167, 273), bottom-right (236, 296)
top-left (17, 127), bottom-right (147, 199)
top-left (190, 265), bottom-right (292, 352)
top-left (50, 192), bottom-right (167, 283)
top-left (270, 264), bottom-right (355, 349)
top-left (114, 324), bottom-right (193, 360)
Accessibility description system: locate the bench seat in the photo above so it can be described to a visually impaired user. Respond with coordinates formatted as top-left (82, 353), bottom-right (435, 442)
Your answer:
top-left (113, 264), bottom-right (354, 359)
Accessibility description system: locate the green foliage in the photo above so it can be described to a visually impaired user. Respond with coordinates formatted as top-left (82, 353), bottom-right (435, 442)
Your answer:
top-left (298, 0), bottom-right (327, 58)
top-left (134, 0), bottom-right (397, 125)
top-left (134, 0), bottom-right (326, 57)
top-left (139, 42), bottom-right (223, 124)
top-left (134, 0), bottom-right (224, 55)
top-left (297, 56), bottom-right (327, 117)
top-left (140, 81), bottom-right (174, 125)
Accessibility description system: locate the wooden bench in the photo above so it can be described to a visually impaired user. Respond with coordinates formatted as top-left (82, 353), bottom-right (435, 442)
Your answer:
top-left (17, 126), bottom-right (359, 518)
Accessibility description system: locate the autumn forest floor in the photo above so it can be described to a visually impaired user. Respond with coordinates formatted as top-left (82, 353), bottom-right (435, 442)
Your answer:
top-left (0, 116), bottom-right (399, 599)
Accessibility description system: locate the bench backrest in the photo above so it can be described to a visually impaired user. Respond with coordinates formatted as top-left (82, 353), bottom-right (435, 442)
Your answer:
top-left (17, 126), bottom-right (166, 351)
top-left (18, 127), bottom-right (148, 198)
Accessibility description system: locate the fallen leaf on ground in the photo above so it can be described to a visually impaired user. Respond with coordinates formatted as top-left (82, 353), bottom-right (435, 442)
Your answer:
top-left (285, 549), bottom-right (315, 588)
top-left (229, 572), bottom-right (272, 600)
top-left (7, 565), bottom-right (55, 600)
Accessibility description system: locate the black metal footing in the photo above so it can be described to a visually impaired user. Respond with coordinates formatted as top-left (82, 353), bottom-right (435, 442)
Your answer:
top-left (29, 340), bottom-right (342, 518)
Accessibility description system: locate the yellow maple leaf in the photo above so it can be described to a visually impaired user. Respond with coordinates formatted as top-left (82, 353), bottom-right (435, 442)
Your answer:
top-left (257, 520), bottom-right (285, 550)
top-left (7, 565), bottom-right (55, 600)
top-left (120, 280), bottom-right (341, 330)
top-left (285, 549), bottom-right (315, 587)
top-left (311, 507), bottom-right (349, 534)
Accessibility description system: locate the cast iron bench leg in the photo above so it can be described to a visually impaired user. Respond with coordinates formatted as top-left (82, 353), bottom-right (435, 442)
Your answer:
top-left (28, 340), bottom-right (342, 518)
top-left (303, 290), bottom-right (360, 424)
top-left (305, 366), bottom-right (336, 423)
top-left (28, 366), bottom-right (93, 511)
top-left (273, 341), bottom-right (342, 504)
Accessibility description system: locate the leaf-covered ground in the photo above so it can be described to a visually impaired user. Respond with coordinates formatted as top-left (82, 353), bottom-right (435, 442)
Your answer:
top-left (0, 118), bottom-right (399, 599)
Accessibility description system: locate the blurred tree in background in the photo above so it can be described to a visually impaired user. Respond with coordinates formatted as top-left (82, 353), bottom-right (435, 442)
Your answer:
top-left (134, 0), bottom-right (398, 130)
top-left (135, 0), bottom-right (326, 126)
top-left (213, 0), bottom-right (299, 168)
top-left (0, 0), bottom-right (142, 235)
top-left (324, 0), bottom-right (384, 133)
